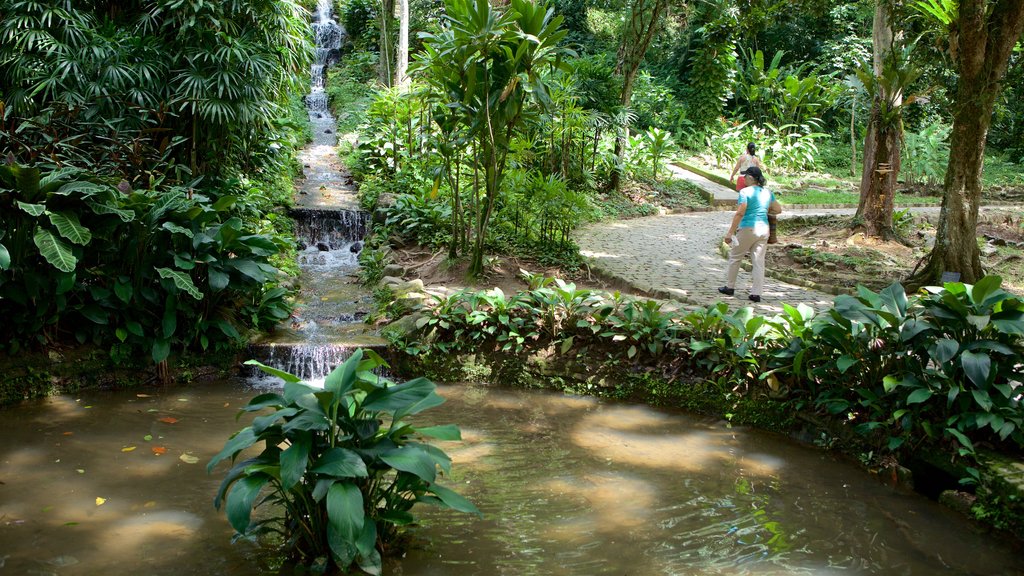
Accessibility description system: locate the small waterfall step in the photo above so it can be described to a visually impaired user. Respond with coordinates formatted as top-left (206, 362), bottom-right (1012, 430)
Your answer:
top-left (245, 341), bottom-right (388, 384)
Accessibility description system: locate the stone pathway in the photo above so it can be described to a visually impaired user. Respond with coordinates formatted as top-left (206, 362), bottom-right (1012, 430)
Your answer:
top-left (577, 209), bottom-right (838, 312)
top-left (576, 164), bottom-right (957, 312)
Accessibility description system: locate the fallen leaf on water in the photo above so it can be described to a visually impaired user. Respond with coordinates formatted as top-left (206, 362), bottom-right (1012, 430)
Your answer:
top-left (64, 522), bottom-right (79, 526)
top-left (63, 432), bottom-right (73, 436)
top-left (95, 497), bottom-right (106, 506)
top-left (157, 417), bottom-right (178, 424)
top-left (146, 409), bottom-right (158, 413)
top-left (42, 506), bottom-right (53, 512)
top-left (121, 446), bottom-right (136, 452)
top-left (179, 453), bottom-right (199, 464)
top-left (83, 406), bottom-right (92, 409)
top-left (143, 434), bottom-right (153, 442)
top-left (143, 501), bottom-right (157, 508)
top-left (223, 403), bottom-right (230, 408)
top-left (177, 398), bottom-right (188, 402)
top-left (136, 393), bottom-right (152, 398)
top-left (76, 469), bottom-right (85, 474)
top-left (152, 446), bottom-right (167, 455)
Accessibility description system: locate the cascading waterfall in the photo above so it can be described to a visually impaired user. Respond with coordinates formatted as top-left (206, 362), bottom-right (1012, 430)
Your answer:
top-left (247, 0), bottom-right (384, 387)
top-left (307, 0), bottom-right (345, 143)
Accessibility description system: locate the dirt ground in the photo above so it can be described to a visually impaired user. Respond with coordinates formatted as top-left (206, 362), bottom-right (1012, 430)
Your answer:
top-left (769, 208), bottom-right (1024, 294)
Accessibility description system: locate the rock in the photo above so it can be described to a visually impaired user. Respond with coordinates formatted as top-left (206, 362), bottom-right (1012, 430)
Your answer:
top-left (316, 242), bottom-right (330, 251)
top-left (353, 311), bottom-right (368, 321)
top-left (392, 279), bottom-right (425, 296)
top-left (382, 264), bottom-right (406, 277)
top-left (982, 244), bottom-right (998, 257)
top-left (938, 490), bottom-right (976, 516)
top-left (381, 275), bottom-right (403, 286)
top-left (396, 291), bottom-right (428, 309)
top-left (297, 241), bottom-right (308, 251)
top-left (350, 241), bottom-right (363, 253)
top-left (324, 129), bottom-right (333, 134)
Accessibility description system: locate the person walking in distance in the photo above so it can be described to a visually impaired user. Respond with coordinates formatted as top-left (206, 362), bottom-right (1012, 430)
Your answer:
top-left (729, 142), bottom-right (763, 191)
top-left (718, 166), bottom-right (781, 303)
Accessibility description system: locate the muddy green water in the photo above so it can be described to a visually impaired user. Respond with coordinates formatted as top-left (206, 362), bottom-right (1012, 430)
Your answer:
top-left (1, 380), bottom-right (1021, 575)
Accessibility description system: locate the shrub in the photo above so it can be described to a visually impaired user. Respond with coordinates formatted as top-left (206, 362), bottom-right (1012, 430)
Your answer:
top-left (209, 349), bottom-right (479, 574)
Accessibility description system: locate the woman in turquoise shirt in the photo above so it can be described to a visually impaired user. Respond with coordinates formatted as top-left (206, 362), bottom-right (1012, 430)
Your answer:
top-left (718, 166), bottom-right (781, 303)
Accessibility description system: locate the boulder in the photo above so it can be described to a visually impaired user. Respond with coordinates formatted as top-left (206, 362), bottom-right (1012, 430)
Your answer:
top-left (382, 264), bottom-right (406, 278)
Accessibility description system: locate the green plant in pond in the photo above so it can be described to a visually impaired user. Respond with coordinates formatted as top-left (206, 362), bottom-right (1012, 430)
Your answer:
top-left (209, 349), bottom-right (479, 574)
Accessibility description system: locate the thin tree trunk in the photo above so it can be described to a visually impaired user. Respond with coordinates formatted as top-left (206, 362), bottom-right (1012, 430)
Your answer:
top-left (608, 0), bottom-right (669, 192)
top-left (396, 0), bottom-right (409, 87)
top-left (378, 0), bottom-right (395, 87)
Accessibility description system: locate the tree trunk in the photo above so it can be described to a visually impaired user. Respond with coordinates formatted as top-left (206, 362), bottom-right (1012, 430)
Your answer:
top-left (857, 102), bottom-right (902, 240)
top-left (396, 0), bottom-right (409, 87)
top-left (608, 0), bottom-right (668, 192)
top-left (378, 0), bottom-right (395, 87)
top-left (906, 0), bottom-right (1024, 289)
top-left (855, 1), bottom-right (902, 237)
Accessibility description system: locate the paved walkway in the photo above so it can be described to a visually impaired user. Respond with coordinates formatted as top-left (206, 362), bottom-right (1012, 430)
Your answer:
top-left (577, 210), bottom-right (839, 312)
top-left (576, 165), bottom-right (959, 311)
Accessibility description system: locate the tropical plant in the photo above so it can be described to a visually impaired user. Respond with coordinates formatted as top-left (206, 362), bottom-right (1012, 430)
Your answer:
top-left (209, 349), bottom-right (480, 574)
top-left (414, 0), bottom-right (572, 277)
top-left (903, 120), bottom-right (951, 187)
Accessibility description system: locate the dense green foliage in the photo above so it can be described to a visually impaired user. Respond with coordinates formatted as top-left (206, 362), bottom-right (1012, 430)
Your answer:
top-left (392, 273), bottom-right (1024, 463)
top-left (210, 349), bottom-right (479, 574)
top-left (0, 0), bottom-right (312, 361)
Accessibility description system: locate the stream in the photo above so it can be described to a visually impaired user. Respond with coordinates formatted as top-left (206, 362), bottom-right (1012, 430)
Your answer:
top-left (1, 380), bottom-right (1021, 575)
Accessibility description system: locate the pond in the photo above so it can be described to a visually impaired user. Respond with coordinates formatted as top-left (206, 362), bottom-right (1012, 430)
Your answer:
top-left (1, 378), bottom-right (1021, 575)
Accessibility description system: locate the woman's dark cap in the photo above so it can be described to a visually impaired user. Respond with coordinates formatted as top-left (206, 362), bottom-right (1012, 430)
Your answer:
top-left (741, 166), bottom-right (763, 179)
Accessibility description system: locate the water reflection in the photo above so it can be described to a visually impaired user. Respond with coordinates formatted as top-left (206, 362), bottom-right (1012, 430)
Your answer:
top-left (0, 380), bottom-right (1021, 576)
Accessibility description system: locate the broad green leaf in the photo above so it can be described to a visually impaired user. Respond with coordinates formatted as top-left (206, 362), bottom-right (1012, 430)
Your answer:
top-left (208, 427), bottom-right (258, 473)
top-left (362, 376), bottom-right (438, 414)
top-left (280, 431), bottom-right (312, 491)
top-left (945, 427), bottom-right (975, 453)
top-left (380, 446), bottom-right (437, 482)
top-left (226, 474), bottom-right (270, 533)
top-left (243, 360), bottom-right (301, 383)
top-left (33, 228), bottom-right (76, 272)
top-left (421, 482), bottom-right (481, 516)
top-left (326, 482), bottom-right (364, 564)
top-left (882, 375), bottom-right (900, 393)
top-left (156, 267), bottom-right (203, 300)
top-left (114, 281), bottom-right (132, 303)
top-left (960, 350), bottom-right (991, 387)
top-left (87, 200), bottom-right (134, 222)
top-left (971, 389), bottom-right (994, 412)
top-left (836, 355), bottom-right (857, 373)
top-left (208, 268), bottom-right (230, 292)
top-left (152, 338), bottom-right (170, 363)
top-left (906, 388), bottom-right (933, 404)
top-left (48, 212), bottom-right (92, 245)
top-left (992, 311), bottom-right (1024, 335)
top-left (0, 242), bottom-right (8, 270)
top-left (970, 275), bottom-right (1002, 307)
top-left (162, 222), bottom-right (194, 238)
top-left (930, 338), bottom-right (958, 364)
top-left (79, 304), bottom-right (108, 325)
top-left (55, 180), bottom-right (107, 198)
top-left (311, 447), bottom-right (368, 478)
top-left (415, 424), bottom-right (462, 441)
top-left (17, 201), bottom-right (46, 216)
top-left (325, 349), bottom-right (362, 396)
top-left (355, 520), bottom-right (382, 575)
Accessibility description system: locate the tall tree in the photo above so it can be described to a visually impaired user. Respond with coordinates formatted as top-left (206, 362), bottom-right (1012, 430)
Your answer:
top-left (608, 0), bottom-right (670, 191)
top-left (379, 0), bottom-right (396, 86)
top-left (855, 0), bottom-right (905, 239)
top-left (906, 0), bottom-right (1024, 287)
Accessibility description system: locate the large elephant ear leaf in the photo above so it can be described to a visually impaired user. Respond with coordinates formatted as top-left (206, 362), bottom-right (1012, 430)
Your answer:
top-left (48, 211), bottom-right (92, 245)
top-left (156, 267), bottom-right (203, 300)
top-left (33, 227), bottom-right (77, 273)
top-left (0, 242), bottom-right (9, 270)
